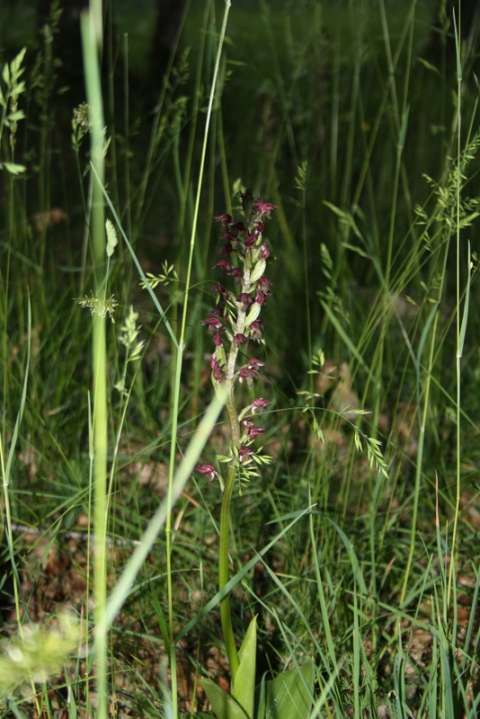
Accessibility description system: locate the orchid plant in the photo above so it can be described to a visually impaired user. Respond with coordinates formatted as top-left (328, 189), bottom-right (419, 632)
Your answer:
top-left (195, 192), bottom-right (314, 719)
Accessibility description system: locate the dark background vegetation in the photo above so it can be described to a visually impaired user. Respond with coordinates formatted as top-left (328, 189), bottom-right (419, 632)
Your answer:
top-left (2, 1), bottom-right (480, 716)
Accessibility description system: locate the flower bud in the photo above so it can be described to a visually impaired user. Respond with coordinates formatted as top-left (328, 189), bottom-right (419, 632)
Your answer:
top-left (250, 258), bottom-right (267, 284)
top-left (245, 302), bottom-right (261, 327)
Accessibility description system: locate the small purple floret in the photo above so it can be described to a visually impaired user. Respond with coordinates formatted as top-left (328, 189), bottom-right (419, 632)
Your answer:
top-left (214, 213), bottom-right (232, 226)
top-left (238, 292), bottom-right (253, 309)
top-left (239, 446), bottom-right (253, 463)
top-left (195, 463), bottom-right (216, 480)
top-left (253, 200), bottom-right (276, 218)
top-left (252, 397), bottom-right (269, 412)
top-left (210, 355), bottom-right (224, 381)
top-left (249, 320), bottom-right (263, 341)
top-left (203, 311), bottom-right (223, 331)
top-left (259, 243), bottom-right (270, 260)
top-left (234, 333), bottom-right (247, 346)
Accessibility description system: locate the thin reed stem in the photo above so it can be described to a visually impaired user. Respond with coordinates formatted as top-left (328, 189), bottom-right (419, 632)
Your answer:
top-left (448, 10), bottom-right (463, 608)
top-left (164, 4), bottom-right (231, 713)
top-left (81, 9), bottom-right (108, 718)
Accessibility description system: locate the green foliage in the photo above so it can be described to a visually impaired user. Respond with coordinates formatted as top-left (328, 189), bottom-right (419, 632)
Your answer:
top-left (2, 0), bottom-right (480, 716)
top-left (203, 619), bottom-right (313, 719)
top-left (257, 661), bottom-right (315, 719)
top-left (231, 617), bottom-right (257, 718)
top-left (0, 46), bottom-right (27, 170)
top-left (202, 680), bottom-right (249, 719)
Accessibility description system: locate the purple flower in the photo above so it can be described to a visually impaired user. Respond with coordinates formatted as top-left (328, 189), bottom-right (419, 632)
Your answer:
top-left (239, 366), bottom-right (256, 381)
top-left (239, 446), bottom-right (253, 463)
top-left (257, 276), bottom-right (271, 295)
top-left (234, 333), bottom-right (247, 346)
top-left (245, 232), bottom-right (258, 248)
top-left (210, 355), bottom-right (224, 381)
top-left (215, 213), bottom-right (232, 226)
top-left (251, 397), bottom-right (269, 413)
top-left (238, 293), bottom-right (253, 309)
top-left (253, 200), bottom-right (276, 218)
top-left (259, 243), bottom-right (270, 260)
top-left (229, 267), bottom-right (243, 279)
top-left (195, 463), bottom-right (216, 480)
top-left (203, 311), bottom-right (222, 331)
top-left (242, 419), bottom-right (264, 439)
top-left (238, 357), bottom-right (264, 381)
top-left (213, 283), bottom-right (228, 300)
top-left (216, 259), bottom-right (232, 273)
top-left (255, 291), bottom-right (268, 305)
top-left (247, 357), bottom-right (264, 370)
top-left (213, 332), bottom-right (223, 347)
top-left (249, 319), bottom-right (263, 341)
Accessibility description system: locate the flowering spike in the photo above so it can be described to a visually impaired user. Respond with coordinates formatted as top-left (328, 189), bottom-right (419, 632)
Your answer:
top-left (204, 191), bottom-right (275, 469)
top-left (199, 191), bottom-right (275, 679)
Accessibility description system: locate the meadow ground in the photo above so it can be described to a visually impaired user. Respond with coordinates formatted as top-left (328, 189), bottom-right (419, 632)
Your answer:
top-left (1, 1), bottom-right (480, 716)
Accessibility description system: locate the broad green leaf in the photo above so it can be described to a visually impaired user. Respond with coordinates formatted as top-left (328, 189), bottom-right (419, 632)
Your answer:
top-left (202, 678), bottom-right (249, 719)
top-left (231, 616), bottom-right (257, 718)
top-left (258, 660), bottom-right (314, 719)
top-left (257, 676), bottom-right (267, 719)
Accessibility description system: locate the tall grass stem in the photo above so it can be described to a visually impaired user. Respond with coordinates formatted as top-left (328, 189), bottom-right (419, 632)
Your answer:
top-left (81, 9), bottom-right (108, 718)
top-left (164, 2), bottom-right (231, 713)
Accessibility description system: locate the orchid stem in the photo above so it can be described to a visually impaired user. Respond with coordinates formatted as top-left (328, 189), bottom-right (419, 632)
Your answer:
top-left (219, 460), bottom-right (239, 678)
top-left (218, 388), bottom-right (240, 676)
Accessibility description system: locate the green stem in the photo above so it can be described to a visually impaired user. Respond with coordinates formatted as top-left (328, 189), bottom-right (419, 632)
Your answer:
top-left (164, 4), bottom-right (231, 713)
top-left (219, 459), bottom-right (239, 678)
top-left (81, 9), bottom-right (108, 718)
top-left (217, 388), bottom-right (241, 677)
top-left (447, 13), bottom-right (463, 609)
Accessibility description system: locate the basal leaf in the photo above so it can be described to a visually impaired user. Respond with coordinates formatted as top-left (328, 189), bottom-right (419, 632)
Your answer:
top-left (231, 616), bottom-right (257, 718)
top-left (259, 659), bottom-right (314, 719)
top-left (202, 678), bottom-right (249, 719)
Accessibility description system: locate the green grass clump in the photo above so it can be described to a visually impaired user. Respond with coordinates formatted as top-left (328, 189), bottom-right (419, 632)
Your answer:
top-left (1, 0), bottom-right (480, 717)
